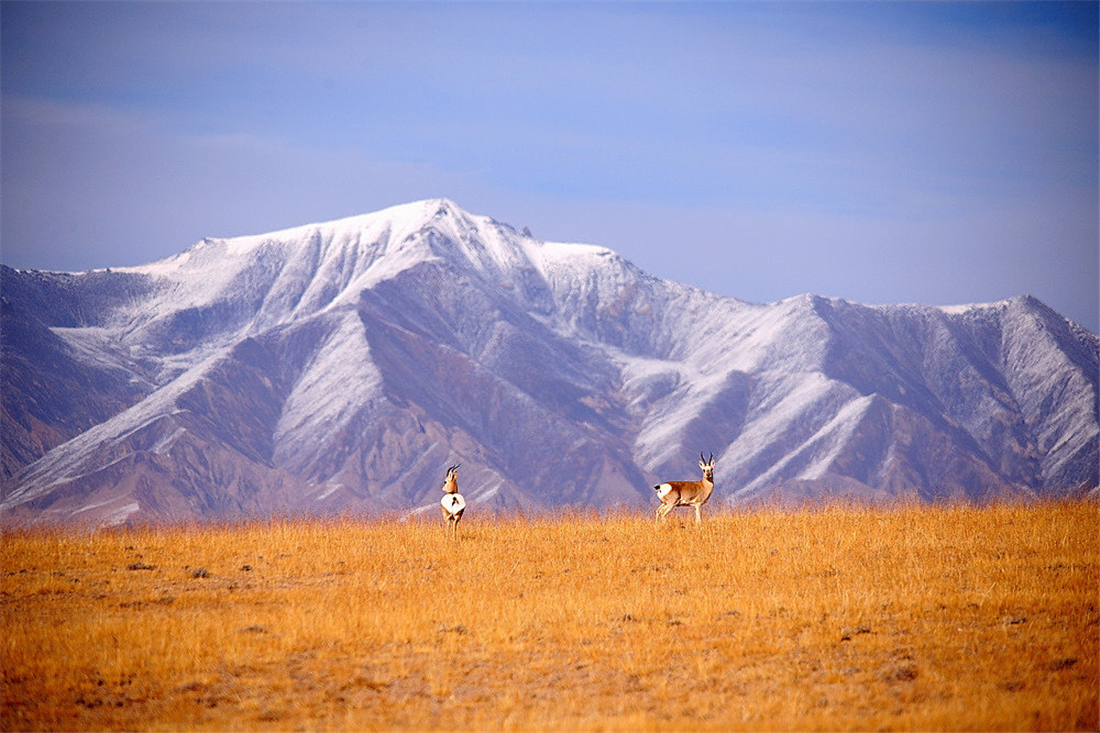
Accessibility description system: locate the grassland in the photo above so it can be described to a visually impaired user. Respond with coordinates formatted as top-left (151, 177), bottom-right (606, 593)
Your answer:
top-left (2, 501), bottom-right (1097, 732)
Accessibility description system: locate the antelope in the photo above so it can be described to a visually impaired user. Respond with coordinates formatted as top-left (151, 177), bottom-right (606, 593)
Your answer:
top-left (439, 464), bottom-right (466, 539)
top-left (654, 453), bottom-right (716, 525)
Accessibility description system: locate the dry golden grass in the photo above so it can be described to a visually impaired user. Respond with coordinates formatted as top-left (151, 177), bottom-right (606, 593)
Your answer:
top-left (2, 501), bottom-right (1097, 732)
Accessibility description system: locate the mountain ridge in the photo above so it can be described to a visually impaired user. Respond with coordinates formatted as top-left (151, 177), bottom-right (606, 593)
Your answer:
top-left (2, 200), bottom-right (1096, 525)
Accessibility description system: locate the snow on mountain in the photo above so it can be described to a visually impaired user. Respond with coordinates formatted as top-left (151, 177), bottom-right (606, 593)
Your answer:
top-left (2, 199), bottom-right (1097, 525)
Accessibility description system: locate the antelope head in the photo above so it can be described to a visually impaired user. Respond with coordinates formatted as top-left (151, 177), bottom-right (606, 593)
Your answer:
top-left (442, 464), bottom-right (460, 494)
top-left (699, 453), bottom-right (715, 482)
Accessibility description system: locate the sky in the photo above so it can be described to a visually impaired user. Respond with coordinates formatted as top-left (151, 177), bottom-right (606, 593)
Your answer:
top-left (2, 1), bottom-right (1098, 333)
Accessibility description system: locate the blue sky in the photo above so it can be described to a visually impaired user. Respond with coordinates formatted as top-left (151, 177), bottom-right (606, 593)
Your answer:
top-left (3, 1), bottom-right (1097, 332)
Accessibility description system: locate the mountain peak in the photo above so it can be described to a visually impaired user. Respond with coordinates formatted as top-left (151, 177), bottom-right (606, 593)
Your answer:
top-left (423, 196), bottom-right (464, 215)
top-left (369, 197), bottom-right (469, 230)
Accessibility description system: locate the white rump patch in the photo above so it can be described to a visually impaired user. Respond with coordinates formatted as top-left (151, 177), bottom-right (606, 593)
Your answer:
top-left (441, 493), bottom-right (466, 514)
top-left (655, 483), bottom-right (673, 499)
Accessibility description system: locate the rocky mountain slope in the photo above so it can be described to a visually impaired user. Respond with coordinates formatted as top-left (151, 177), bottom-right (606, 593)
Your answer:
top-left (2, 199), bottom-right (1097, 524)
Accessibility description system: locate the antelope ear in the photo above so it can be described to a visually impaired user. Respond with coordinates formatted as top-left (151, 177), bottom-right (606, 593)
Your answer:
top-left (699, 460), bottom-right (707, 469)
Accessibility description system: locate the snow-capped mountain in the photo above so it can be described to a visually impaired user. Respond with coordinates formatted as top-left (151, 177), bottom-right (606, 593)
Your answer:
top-left (2, 199), bottom-right (1097, 525)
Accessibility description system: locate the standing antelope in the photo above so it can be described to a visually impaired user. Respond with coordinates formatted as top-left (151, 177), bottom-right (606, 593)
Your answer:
top-left (654, 453), bottom-right (716, 525)
top-left (439, 464), bottom-right (466, 539)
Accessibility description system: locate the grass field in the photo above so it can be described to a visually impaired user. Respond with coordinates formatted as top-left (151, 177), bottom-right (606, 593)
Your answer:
top-left (2, 501), bottom-right (1097, 732)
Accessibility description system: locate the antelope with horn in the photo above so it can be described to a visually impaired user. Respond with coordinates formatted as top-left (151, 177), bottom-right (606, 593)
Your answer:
top-left (654, 453), bottom-right (716, 525)
top-left (439, 464), bottom-right (466, 539)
